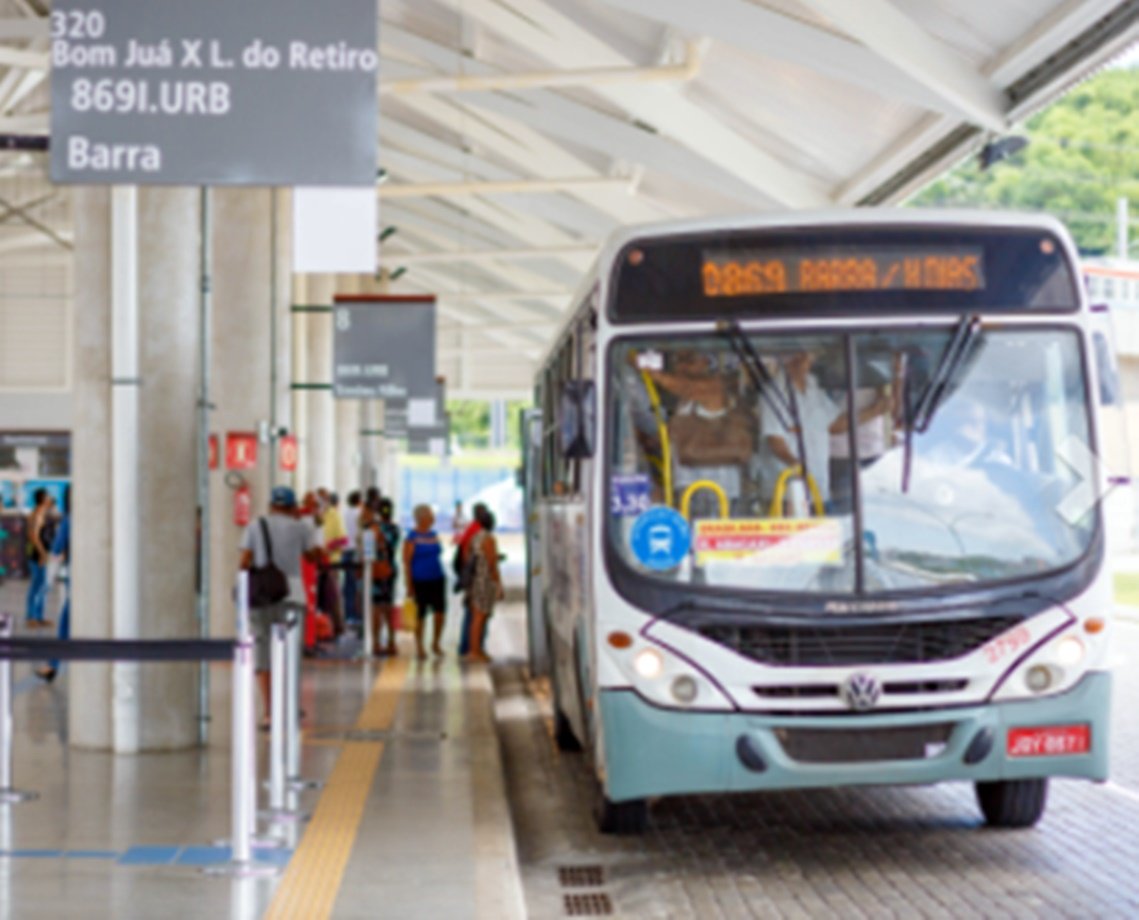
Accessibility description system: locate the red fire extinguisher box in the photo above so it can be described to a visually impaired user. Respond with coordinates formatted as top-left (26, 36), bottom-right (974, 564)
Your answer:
top-left (233, 484), bottom-right (251, 527)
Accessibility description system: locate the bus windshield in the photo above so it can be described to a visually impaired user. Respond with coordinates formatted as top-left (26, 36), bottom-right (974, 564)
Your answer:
top-left (607, 326), bottom-right (1096, 595)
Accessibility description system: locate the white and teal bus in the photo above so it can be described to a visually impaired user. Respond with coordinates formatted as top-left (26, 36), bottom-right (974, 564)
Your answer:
top-left (531, 211), bottom-right (1116, 834)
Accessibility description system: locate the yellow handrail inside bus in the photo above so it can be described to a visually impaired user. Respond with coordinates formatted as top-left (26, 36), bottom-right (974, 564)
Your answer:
top-left (680, 480), bottom-right (730, 521)
top-left (768, 466), bottom-right (825, 518)
top-left (639, 367), bottom-right (673, 508)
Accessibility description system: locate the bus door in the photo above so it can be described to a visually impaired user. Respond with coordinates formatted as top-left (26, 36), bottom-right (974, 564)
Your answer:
top-left (521, 407), bottom-right (550, 676)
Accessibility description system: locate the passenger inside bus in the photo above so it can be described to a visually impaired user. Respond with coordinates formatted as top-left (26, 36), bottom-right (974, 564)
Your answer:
top-left (634, 349), bottom-right (753, 517)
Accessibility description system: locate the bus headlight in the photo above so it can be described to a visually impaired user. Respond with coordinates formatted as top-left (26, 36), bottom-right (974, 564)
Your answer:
top-left (1055, 635), bottom-right (1085, 667)
top-left (634, 648), bottom-right (664, 680)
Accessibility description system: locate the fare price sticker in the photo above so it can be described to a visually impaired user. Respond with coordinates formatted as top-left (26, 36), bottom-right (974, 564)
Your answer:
top-left (49, 0), bottom-right (378, 185)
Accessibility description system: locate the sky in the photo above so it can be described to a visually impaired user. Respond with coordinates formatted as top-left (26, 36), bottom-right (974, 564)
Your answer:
top-left (1112, 41), bottom-right (1139, 69)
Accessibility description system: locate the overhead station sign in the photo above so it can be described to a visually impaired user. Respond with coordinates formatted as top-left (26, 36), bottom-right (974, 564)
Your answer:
top-left (49, 0), bottom-right (378, 185)
top-left (332, 296), bottom-right (437, 401)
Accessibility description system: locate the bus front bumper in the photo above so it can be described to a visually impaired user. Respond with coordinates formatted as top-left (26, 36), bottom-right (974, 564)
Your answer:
top-left (599, 671), bottom-right (1110, 802)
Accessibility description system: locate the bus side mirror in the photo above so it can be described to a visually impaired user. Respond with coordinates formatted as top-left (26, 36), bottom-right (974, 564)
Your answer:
top-left (1092, 328), bottom-right (1120, 406)
top-left (558, 380), bottom-right (596, 459)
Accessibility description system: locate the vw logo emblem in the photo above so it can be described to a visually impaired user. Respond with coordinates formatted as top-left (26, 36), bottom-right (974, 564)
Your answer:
top-left (841, 672), bottom-right (882, 711)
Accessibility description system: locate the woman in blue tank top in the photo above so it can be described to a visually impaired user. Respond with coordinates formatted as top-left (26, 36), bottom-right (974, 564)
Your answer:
top-left (403, 504), bottom-right (447, 659)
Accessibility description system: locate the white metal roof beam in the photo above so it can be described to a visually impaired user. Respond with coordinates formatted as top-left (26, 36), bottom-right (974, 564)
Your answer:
top-left (0, 46), bottom-right (45, 69)
top-left (596, 0), bottom-right (985, 121)
top-left (381, 206), bottom-right (581, 294)
top-left (380, 43), bottom-right (766, 205)
top-left (380, 53), bottom-right (699, 94)
top-left (380, 176), bottom-right (634, 199)
top-left (0, 17), bottom-right (47, 40)
top-left (390, 245), bottom-right (597, 266)
top-left (384, 92), bottom-right (669, 226)
top-left (795, 0), bottom-right (1009, 132)
top-left (433, 0), bottom-right (830, 207)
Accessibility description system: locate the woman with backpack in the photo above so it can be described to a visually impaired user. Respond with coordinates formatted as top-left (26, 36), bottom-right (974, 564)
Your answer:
top-left (464, 509), bottom-right (503, 665)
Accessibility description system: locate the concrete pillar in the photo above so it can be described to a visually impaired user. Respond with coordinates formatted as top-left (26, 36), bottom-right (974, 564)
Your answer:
top-left (207, 189), bottom-right (283, 640)
top-left (305, 275), bottom-right (335, 493)
top-left (70, 187), bottom-right (201, 751)
top-left (334, 395), bottom-right (360, 496)
top-left (291, 274), bottom-right (309, 492)
top-left (269, 190), bottom-right (293, 488)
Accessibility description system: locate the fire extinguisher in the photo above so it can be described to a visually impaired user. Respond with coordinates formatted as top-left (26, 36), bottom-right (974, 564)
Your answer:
top-left (233, 482), bottom-right (251, 527)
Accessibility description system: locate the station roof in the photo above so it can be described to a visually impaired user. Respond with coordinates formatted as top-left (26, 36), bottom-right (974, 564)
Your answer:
top-left (376, 0), bottom-right (1139, 395)
top-left (0, 1), bottom-right (1137, 398)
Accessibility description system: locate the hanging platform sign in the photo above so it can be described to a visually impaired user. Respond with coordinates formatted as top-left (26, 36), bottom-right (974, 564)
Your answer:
top-left (332, 296), bottom-right (437, 401)
top-left (49, 0), bottom-right (378, 185)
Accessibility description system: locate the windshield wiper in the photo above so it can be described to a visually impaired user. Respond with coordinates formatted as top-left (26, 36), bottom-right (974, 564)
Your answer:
top-left (717, 321), bottom-right (815, 515)
top-left (912, 314), bottom-right (982, 434)
top-left (898, 315), bottom-right (983, 493)
top-left (716, 320), bottom-right (792, 429)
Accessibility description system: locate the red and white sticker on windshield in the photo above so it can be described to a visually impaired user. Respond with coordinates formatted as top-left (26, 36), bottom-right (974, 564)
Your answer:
top-left (1007, 724), bottom-right (1090, 758)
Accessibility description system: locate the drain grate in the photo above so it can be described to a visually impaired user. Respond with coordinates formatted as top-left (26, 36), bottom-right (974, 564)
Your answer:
top-left (558, 865), bottom-right (605, 888)
top-left (563, 892), bottom-right (613, 916)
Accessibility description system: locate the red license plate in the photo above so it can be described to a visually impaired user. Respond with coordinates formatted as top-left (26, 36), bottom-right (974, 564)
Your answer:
top-left (1007, 724), bottom-right (1090, 758)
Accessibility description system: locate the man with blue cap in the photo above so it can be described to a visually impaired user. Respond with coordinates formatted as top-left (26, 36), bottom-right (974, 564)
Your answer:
top-left (238, 485), bottom-right (322, 724)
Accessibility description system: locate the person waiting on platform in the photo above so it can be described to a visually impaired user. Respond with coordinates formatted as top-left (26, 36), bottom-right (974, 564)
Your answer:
top-left (239, 486), bottom-right (323, 726)
top-left (363, 498), bottom-right (401, 656)
top-left (464, 508), bottom-right (504, 665)
top-left (404, 504), bottom-right (447, 660)
top-left (24, 488), bottom-right (55, 630)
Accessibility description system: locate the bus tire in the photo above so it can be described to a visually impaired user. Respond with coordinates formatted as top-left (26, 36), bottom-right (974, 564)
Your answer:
top-left (595, 794), bottom-right (649, 835)
top-left (975, 778), bottom-right (1048, 828)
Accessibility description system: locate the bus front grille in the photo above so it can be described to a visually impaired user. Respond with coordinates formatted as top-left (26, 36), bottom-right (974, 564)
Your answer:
top-left (775, 723), bottom-right (955, 764)
top-left (698, 616), bottom-right (1023, 666)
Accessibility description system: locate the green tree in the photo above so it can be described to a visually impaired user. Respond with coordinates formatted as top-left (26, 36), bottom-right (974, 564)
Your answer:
top-left (912, 67), bottom-right (1139, 255)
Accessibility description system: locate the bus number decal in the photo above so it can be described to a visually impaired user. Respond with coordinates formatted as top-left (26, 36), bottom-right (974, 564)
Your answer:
top-left (610, 473), bottom-right (651, 517)
top-left (982, 625), bottom-right (1032, 665)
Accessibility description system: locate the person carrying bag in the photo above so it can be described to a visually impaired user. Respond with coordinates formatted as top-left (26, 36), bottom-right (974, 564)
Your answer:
top-left (249, 517), bottom-right (290, 608)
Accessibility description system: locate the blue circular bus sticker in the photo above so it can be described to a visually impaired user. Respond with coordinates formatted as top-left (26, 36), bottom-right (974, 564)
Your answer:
top-left (630, 506), bottom-right (691, 571)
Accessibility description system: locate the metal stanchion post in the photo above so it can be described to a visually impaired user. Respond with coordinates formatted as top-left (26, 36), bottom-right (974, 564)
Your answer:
top-left (260, 617), bottom-right (307, 825)
top-left (0, 614), bottom-right (36, 804)
top-left (205, 573), bottom-right (278, 877)
top-left (286, 617), bottom-right (321, 792)
top-left (361, 528), bottom-right (375, 659)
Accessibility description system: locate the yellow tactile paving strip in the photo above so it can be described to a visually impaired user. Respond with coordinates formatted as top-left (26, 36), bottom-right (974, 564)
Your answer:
top-left (263, 658), bottom-right (408, 920)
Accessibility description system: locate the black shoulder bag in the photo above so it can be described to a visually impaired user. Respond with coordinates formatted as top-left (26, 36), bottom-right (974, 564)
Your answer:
top-left (249, 517), bottom-right (290, 608)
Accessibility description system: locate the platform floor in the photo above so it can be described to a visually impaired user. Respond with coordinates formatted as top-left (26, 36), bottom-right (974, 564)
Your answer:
top-left (0, 578), bottom-right (527, 919)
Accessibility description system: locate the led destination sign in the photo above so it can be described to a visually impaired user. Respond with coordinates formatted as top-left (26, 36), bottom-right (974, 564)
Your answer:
top-left (610, 226), bottom-right (1079, 322)
top-left (701, 248), bottom-right (985, 298)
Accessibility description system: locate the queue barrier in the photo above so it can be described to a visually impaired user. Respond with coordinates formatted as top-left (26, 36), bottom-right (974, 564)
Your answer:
top-left (0, 572), bottom-right (310, 878)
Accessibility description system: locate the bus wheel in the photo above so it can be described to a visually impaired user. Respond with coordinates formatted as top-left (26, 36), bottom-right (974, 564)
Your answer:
top-left (594, 793), bottom-right (649, 835)
top-left (975, 778), bottom-right (1048, 828)
top-left (553, 705), bottom-right (582, 752)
